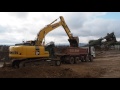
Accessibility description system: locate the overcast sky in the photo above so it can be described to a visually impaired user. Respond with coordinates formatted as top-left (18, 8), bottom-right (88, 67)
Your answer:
top-left (0, 12), bottom-right (120, 45)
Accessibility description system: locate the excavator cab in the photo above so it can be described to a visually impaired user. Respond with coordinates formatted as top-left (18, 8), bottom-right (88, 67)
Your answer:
top-left (45, 42), bottom-right (55, 58)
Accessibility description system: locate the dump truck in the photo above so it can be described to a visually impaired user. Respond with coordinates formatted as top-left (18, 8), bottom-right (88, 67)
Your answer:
top-left (54, 45), bottom-right (95, 64)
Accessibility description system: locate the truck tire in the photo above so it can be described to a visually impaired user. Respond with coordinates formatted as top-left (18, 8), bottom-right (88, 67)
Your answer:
top-left (89, 55), bottom-right (93, 62)
top-left (81, 56), bottom-right (85, 62)
top-left (69, 57), bottom-right (74, 64)
top-left (74, 57), bottom-right (79, 64)
top-left (55, 60), bottom-right (61, 66)
top-left (85, 55), bottom-right (89, 62)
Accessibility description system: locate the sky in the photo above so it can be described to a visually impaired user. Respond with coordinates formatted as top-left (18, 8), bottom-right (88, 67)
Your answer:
top-left (0, 12), bottom-right (120, 45)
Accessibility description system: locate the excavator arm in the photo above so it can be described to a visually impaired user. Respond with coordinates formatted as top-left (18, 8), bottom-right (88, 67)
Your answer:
top-left (35, 16), bottom-right (79, 47)
top-left (60, 16), bottom-right (79, 47)
top-left (35, 20), bottom-right (62, 46)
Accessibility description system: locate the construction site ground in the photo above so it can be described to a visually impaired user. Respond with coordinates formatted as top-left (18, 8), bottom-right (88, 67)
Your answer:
top-left (0, 50), bottom-right (120, 78)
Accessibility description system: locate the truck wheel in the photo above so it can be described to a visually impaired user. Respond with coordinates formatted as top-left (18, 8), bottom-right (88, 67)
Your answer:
top-left (69, 57), bottom-right (74, 64)
top-left (55, 60), bottom-right (61, 66)
top-left (81, 56), bottom-right (84, 62)
top-left (74, 57), bottom-right (79, 64)
top-left (85, 56), bottom-right (89, 62)
top-left (89, 55), bottom-right (93, 62)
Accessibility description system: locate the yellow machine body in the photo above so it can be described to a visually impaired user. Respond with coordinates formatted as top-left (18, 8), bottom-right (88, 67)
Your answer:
top-left (9, 46), bottom-right (49, 59)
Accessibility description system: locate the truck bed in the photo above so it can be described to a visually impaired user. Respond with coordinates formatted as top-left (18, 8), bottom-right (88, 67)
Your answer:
top-left (55, 47), bottom-right (89, 56)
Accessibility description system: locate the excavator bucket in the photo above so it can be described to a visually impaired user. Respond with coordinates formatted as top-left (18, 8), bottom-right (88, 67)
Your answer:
top-left (68, 37), bottom-right (79, 47)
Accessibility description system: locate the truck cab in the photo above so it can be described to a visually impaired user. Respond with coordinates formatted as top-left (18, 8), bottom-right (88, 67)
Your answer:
top-left (81, 46), bottom-right (96, 58)
top-left (90, 46), bottom-right (95, 58)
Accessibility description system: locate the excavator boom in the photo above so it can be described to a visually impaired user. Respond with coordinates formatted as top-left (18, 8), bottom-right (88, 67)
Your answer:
top-left (35, 21), bottom-right (62, 46)
top-left (35, 16), bottom-right (79, 47)
top-left (60, 16), bottom-right (79, 47)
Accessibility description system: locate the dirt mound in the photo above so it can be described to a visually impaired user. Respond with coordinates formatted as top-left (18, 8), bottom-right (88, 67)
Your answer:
top-left (0, 65), bottom-right (80, 78)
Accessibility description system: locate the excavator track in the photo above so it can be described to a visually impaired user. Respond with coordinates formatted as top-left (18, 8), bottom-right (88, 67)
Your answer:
top-left (11, 58), bottom-right (61, 68)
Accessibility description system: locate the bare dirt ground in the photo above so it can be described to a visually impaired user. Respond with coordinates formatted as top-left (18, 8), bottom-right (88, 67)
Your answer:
top-left (0, 50), bottom-right (120, 78)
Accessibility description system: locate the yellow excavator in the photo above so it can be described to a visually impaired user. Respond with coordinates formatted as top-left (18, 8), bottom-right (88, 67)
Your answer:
top-left (9, 16), bottom-right (79, 68)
